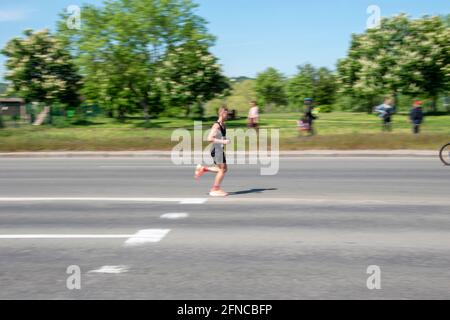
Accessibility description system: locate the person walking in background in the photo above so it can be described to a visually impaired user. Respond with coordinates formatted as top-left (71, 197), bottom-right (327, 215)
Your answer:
top-left (410, 100), bottom-right (424, 134)
top-left (195, 106), bottom-right (230, 197)
top-left (375, 97), bottom-right (396, 132)
top-left (247, 101), bottom-right (260, 129)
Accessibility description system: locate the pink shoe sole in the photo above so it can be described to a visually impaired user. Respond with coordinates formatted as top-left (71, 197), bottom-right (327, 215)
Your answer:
top-left (209, 190), bottom-right (229, 197)
top-left (195, 165), bottom-right (206, 180)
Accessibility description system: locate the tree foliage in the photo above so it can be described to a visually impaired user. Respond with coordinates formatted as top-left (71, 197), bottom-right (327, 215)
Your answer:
top-left (205, 79), bottom-right (256, 116)
top-left (155, 41), bottom-right (230, 117)
top-left (255, 67), bottom-right (287, 109)
top-left (57, 0), bottom-right (228, 121)
top-left (287, 64), bottom-right (337, 108)
top-left (2, 29), bottom-right (81, 107)
top-left (337, 14), bottom-right (450, 111)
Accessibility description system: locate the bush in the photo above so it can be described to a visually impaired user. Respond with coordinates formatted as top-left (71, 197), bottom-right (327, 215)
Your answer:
top-left (189, 101), bottom-right (205, 119)
top-left (318, 105), bottom-right (334, 113)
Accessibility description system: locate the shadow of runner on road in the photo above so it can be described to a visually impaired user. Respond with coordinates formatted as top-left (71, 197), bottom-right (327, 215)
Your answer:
top-left (228, 188), bottom-right (278, 196)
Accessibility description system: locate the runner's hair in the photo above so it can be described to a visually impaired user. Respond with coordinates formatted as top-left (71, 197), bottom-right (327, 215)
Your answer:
top-left (218, 105), bottom-right (228, 115)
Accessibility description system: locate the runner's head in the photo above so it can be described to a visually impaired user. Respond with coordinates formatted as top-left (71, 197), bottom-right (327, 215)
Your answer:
top-left (218, 105), bottom-right (229, 121)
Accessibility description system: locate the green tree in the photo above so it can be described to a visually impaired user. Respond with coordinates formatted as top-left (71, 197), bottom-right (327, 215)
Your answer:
top-left (58, 0), bottom-right (226, 123)
top-left (337, 15), bottom-right (411, 110)
top-left (2, 29), bottom-right (82, 123)
top-left (0, 83), bottom-right (7, 95)
top-left (398, 16), bottom-right (450, 110)
top-left (337, 14), bottom-right (450, 112)
top-left (255, 67), bottom-right (287, 110)
top-left (286, 64), bottom-right (315, 108)
top-left (315, 67), bottom-right (337, 106)
top-left (155, 41), bottom-right (230, 118)
top-left (442, 14), bottom-right (450, 27)
top-left (287, 64), bottom-right (337, 108)
top-left (205, 79), bottom-right (257, 116)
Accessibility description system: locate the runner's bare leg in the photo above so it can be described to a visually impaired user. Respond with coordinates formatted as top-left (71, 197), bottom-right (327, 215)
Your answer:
top-left (213, 164), bottom-right (227, 189)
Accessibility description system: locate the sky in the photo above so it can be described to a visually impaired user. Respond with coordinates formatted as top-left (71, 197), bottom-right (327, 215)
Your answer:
top-left (0, 0), bottom-right (449, 81)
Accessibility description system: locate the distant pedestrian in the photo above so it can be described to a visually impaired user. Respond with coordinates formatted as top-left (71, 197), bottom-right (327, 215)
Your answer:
top-left (299, 98), bottom-right (317, 136)
top-left (375, 97), bottom-right (395, 132)
top-left (247, 101), bottom-right (259, 129)
top-left (410, 100), bottom-right (424, 134)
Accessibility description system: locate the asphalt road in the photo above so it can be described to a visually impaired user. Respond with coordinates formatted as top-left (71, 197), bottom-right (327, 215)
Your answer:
top-left (0, 157), bottom-right (449, 299)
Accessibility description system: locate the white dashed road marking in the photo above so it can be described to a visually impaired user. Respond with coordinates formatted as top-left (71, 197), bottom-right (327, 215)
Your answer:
top-left (160, 213), bottom-right (189, 220)
top-left (124, 229), bottom-right (171, 247)
top-left (88, 266), bottom-right (130, 274)
top-left (179, 199), bottom-right (207, 204)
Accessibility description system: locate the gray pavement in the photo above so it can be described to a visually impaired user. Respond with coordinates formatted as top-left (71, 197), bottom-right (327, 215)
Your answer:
top-left (0, 157), bottom-right (449, 299)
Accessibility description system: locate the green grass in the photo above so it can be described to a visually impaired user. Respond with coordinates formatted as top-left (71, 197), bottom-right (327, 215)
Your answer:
top-left (0, 112), bottom-right (449, 151)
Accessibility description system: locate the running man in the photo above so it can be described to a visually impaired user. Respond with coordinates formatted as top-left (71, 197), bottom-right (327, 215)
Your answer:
top-left (195, 106), bottom-right (230, 197)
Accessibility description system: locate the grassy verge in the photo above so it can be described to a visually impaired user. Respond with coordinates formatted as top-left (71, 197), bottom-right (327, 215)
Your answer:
top-left (0, 113), bottom-right (448, 151)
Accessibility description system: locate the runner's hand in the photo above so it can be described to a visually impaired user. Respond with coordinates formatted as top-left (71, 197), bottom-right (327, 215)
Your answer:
top-left (222, 139), bottom-right (231, 145)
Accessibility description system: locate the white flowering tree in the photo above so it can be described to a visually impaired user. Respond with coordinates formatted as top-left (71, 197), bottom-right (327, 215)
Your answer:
top-left (2, 29), bottom-right (82, 123)
top-left (155, 42), bottom-right (230, 117)
top-left (337, 14), bottom-right (449, 112)
top-left (398, 16), bottom-right (450, 110)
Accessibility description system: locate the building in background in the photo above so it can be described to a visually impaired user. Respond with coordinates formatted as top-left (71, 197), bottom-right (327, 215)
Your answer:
top-left (0, 98), bottom-right (27, 120)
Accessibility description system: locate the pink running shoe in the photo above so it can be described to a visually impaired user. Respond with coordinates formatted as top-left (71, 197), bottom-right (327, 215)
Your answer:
top-left (195, 165), bottom-right (207, 180)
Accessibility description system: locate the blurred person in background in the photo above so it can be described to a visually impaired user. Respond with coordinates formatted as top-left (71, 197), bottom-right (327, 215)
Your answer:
top-left (247, 101), bottom-right (260, 129)
top-left (300, 98), bottom-right (317, 136)
top-left (410, 100), bottom-right (424, 134)
top-left (375, 97), bottom-right (396, 132)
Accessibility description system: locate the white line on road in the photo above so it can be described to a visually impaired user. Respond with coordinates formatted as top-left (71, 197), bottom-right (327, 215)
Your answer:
top-left (88, 266), bottom-right (130, 274)
top-left (0, 229), bottom-right (171, 246)
top-left (0, 197), bottom-right (207, 204)
top-left (99, 166), bottom-right (194, 168)
top-left (207, 197), bottom-right (450, 205)
top-left (124, 229), bottom-right (171, 247)
top-left (160, 213), bottom-right (189, 220)
top-left (0, 235), bottom-right (134, 239)
top-left (179, 199), bottom-right (207, 204)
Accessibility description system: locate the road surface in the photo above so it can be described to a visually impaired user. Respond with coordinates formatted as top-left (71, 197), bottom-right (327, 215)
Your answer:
top-left (0, 157), bottom-right (449, 299)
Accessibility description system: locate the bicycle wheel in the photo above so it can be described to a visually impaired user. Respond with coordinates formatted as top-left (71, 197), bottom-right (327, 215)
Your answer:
top-left (439, 143), bottom-right (450, 166)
